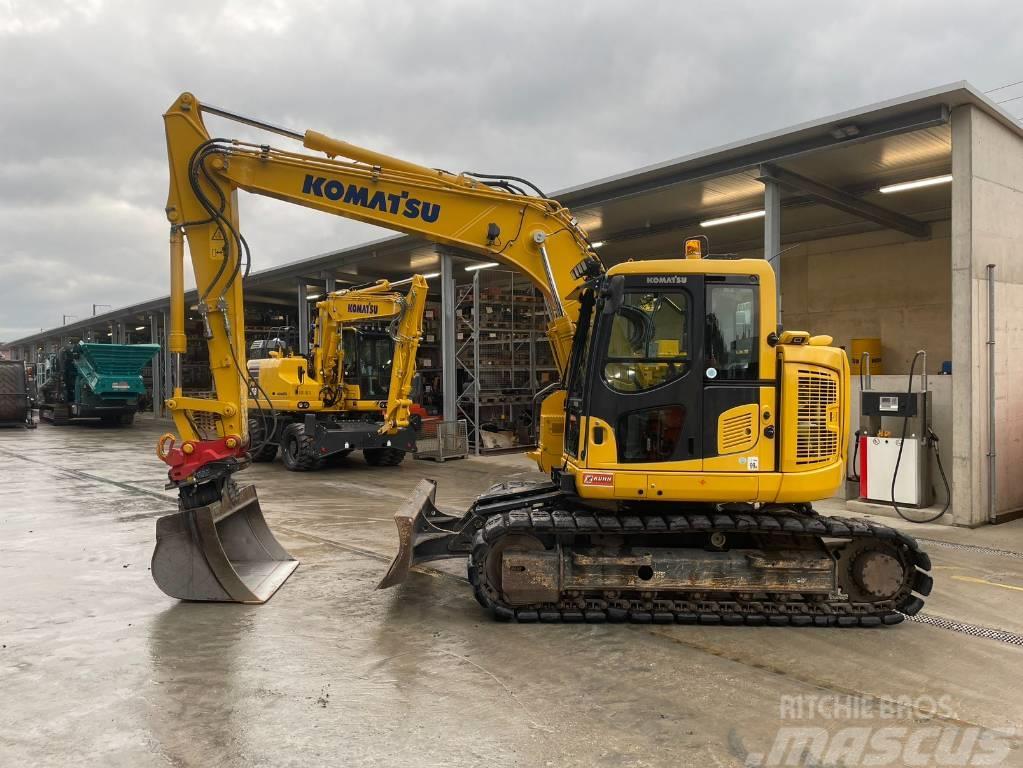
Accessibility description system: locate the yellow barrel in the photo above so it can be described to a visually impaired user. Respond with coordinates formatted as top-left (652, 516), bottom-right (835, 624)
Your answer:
top-left (850, 338), bottom-right (882, 375)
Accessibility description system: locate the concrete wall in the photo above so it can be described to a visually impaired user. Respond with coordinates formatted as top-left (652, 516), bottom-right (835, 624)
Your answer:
top-left (952, 105), bottom-right (1023, 525)
top-left (740, 226), bottom-right (952, 375)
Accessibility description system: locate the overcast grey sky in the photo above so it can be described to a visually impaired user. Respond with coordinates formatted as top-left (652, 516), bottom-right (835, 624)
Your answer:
top-left (1, 0), bottom-right (1021, 340)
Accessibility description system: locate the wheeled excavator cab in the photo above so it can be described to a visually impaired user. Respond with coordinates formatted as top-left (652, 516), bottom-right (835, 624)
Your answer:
top-left (342, 327), bottom-right (395, 403)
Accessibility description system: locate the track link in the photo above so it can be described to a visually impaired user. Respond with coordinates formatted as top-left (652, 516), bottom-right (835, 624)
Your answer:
top-left (467, 505), bottom-right (932, 627)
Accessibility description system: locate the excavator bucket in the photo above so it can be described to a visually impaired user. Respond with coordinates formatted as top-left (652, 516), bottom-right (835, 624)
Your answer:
top-left (152, 484), bottom-right (298, 604)
top-left (378, 479), bottom-right (461, 588)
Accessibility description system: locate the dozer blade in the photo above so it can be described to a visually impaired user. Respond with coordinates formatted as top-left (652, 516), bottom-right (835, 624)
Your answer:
top-left (378, 478), bottom-right (461, 589)
top-left (152, 484), bottom-right (298, 604)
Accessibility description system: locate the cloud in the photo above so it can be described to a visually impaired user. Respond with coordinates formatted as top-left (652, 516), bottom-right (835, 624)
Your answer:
top-left (2, 0), bottom-right (1023, 339)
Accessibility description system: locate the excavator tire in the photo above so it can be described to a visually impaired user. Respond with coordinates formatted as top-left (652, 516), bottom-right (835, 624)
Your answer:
top-left (280, 423), bottom-right (324, 472)
top-left (248, 416), bottom-right (279, 462)
top-left (364, 447), bottom-right (406, 467)
top-left (120, 412), bottom-right (135, 426)
top-left (252, 442), bottom-right (279, 462)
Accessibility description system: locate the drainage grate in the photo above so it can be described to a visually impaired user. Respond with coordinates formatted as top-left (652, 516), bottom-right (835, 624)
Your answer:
top-left (915, 538), bottom-right (1023, 561)
top-left (906, 612), bottom-right (1023, 647)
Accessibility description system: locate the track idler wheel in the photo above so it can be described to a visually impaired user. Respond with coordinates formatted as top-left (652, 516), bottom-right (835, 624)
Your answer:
top-left (837, 539), bottom-right (912, 605)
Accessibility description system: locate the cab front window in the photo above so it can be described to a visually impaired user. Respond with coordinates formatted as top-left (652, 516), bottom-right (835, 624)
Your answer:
top-left (602, 291), bottom-right (690, 394)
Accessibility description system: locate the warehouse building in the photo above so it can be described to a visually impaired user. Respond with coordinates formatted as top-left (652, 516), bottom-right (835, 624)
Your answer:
top-left (5, 81), bottom-right (1020, 527)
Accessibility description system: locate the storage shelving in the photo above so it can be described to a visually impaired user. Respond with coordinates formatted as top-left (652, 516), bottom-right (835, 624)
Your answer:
top-left (454, 269), bottom-right (553, 454)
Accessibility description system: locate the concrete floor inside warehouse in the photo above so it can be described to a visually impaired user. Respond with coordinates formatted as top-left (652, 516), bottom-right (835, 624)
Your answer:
top-left (2, 417), bottom-right (1022, 768)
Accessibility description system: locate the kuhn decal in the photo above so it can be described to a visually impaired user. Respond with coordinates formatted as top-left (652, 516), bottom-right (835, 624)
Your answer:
top-left (582, 472), bottom-right (614, 487)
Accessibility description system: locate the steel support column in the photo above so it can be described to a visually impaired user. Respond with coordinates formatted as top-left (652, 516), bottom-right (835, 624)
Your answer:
top-left (150, 312), bottom-right (162, 418)
top-left (440, 250), bottom-right (458, 421)
top-left (297, 283), bottom-right (309, 355)
top-left (763, 178), bottom-right (783, 329)
top-left (323, 270), bottom-right (336, 296)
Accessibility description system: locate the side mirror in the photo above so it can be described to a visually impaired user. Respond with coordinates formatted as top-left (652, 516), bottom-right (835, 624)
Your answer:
top-left (602, 275), bottom-right (625, 315)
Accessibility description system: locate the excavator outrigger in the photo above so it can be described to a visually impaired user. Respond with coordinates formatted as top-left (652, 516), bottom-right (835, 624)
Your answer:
top-left (246, 275), bottom-right (429, 471)
top-left (152, 93), bottom-right (932, 623)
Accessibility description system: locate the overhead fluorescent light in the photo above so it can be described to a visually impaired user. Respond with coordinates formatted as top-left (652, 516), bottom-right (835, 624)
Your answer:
top-left (306, 293), bottom-right (322, 301)
top-left (830, 124), bottom-right (860, 140)
top-left (134, 326), bottom-right (146, 331)
top-left (465, 262), bottom-right (498, 272)
top-left (590, 241), bottom-right (606, 249)
top-left (700, 210), bottom-right (766, 227)
top-left (423, 272), bottom-right (441, 279)
top-left (879, 174), bottom-right (953, 194)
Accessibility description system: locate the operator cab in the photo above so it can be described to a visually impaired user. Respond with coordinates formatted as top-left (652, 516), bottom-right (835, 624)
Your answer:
top-left (564, 241), bottom-right (767, 471)
top-left (342, 327), bottom-right (394, 402)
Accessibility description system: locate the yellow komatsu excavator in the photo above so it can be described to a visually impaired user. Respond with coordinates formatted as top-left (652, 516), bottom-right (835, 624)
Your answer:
top-left (151, 93), bottom-right (932, 624)
top-left (246, 275), bottom-right (429, 471)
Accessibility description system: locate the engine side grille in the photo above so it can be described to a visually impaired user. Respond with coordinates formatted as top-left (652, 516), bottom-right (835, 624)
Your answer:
top-left (795, 368), bottom-right (838, 464)
top-left (719, 408), bottom-right (756, 453)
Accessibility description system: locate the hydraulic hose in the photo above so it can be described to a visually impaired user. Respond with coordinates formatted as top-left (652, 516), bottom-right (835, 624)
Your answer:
top-left (847, 430), bottom-right (861, 482)
top-left (890, 351), bottom-right (946, 523)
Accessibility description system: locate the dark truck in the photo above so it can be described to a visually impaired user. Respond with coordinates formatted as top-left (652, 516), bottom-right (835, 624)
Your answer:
top-left (0, 359), bottom-right (35, 428)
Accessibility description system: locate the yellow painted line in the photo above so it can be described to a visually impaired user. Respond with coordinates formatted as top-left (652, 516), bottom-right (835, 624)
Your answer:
top-left (952, 574), bottom-right (1023, 593)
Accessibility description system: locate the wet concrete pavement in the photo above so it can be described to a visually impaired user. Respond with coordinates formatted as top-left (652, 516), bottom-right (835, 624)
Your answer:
top-left (2, 418), bottom-right (1022, 767)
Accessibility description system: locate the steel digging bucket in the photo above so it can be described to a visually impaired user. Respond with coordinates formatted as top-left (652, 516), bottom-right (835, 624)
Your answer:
top-left (152, 483), bottom-right (298, 604)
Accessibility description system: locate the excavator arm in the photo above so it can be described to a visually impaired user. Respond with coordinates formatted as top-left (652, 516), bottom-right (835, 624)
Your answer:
top-left (153, 91), bottom-right (599, 604)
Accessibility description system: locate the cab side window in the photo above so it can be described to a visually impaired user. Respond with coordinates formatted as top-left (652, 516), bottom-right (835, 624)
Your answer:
top-left (705, 285), bottom-right (758, 380)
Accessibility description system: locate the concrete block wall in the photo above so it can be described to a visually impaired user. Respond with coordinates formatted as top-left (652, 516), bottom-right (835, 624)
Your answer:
top-left (952, 105), bottom-right (1023, 525)
top-left (739, 225), bottom-right (952, 375)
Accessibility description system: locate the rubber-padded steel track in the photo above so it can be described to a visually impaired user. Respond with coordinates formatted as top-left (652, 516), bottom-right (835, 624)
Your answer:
top-left (468, 505), bottom-right (932, 627)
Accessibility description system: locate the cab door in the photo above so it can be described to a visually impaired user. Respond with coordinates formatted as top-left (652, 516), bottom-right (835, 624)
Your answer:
top-left (583, 275), bottom-right (704, 470)
top-left (702, 276), bottom-right (774, 473)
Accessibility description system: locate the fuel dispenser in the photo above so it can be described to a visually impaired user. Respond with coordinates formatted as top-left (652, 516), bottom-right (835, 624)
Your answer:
top-left (856, 351), bottom-right (946, 515)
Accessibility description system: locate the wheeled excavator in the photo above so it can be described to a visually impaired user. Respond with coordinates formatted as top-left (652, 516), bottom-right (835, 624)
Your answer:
top-left (246, 275), bottom-right (429, 471)
top-left (152, 93), bottom-right (932, 624)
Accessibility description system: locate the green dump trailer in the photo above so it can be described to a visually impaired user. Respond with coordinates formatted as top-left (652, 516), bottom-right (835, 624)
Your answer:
top-left (38, 342), bottom-right (160, 426)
